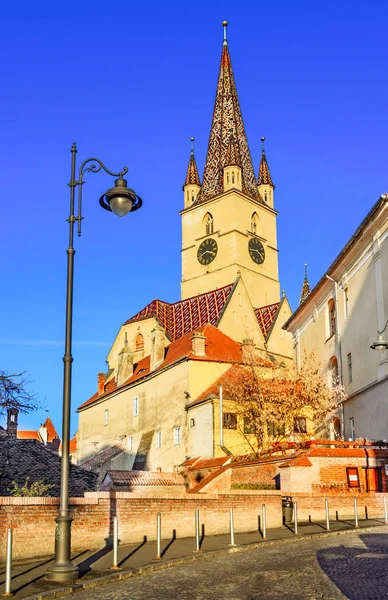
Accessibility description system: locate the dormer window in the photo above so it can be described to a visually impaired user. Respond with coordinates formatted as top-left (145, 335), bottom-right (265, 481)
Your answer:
top-left (205, 213), bottom-right (214, 235)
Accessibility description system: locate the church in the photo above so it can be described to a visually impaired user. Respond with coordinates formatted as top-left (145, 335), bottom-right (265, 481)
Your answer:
top-left (75, 23), bottom-right (294, 473)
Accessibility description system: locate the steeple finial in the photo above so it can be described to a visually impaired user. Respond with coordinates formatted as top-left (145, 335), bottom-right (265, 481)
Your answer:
top-left (183, 138), bottom-right (201, 189)
top-left (299, 263), bottom-right (311, 305)
top-left (222, 21), bottom-right (228, 46)
top-left (194, 24), bottom-right (258, 205)
top-left (257, 136), bottom-right (274, 187)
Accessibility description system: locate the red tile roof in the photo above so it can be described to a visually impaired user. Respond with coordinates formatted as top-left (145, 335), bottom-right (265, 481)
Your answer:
top-left (124, 283), bottom-right (235, 341)
top-left (189, 456), bottom-right (232, 470)
top-left (78, 324), bottom-right (243, 411)
top-left (17, 430), bottom-right (41, 441)
top-left (104, 470), bottom-right (185, 487)
top-left (254, 302), bottom-right (280, 339)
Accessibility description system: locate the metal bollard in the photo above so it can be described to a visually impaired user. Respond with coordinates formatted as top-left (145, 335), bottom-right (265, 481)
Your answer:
top-left (384, 496), bottom-right (388, 525)
top-left (194, 509), bottom-right (201, 552)
top-left (325, 499), bottom-right (330, 531)
top-left (261, 504), bottom-right (267, 539)
top-left (3, 528), bottom-right (13, 597)
top-left (229, 507), bottom-right (236, 546)
top-left (111, 515), bottom-right (120, 570)
top-left (354, 497), bottom-right (359, 528)
top-left (155, 512), bottom-right (162, 559)
top-left (294, 501), bottom-right (298, 535)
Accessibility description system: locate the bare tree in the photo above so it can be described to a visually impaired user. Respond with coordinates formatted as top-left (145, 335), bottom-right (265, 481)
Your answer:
top-left (222, 350), bottom-right (347, 457)
top-left (0, 371), bottom-right (41, 415)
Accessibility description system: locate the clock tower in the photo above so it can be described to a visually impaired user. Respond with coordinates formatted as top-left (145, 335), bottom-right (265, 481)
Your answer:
top-left (181, 23), bottom-right (280, 309)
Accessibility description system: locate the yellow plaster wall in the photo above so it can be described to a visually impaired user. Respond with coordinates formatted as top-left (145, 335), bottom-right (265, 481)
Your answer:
top-left (106, 317), bottom-right (160, 373)
top-left (265, 298), bottom-right (294, 363)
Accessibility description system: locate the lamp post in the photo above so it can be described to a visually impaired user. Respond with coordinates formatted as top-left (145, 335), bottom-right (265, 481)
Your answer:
top-left (370, 321), bottom-right (388, 353)
top-left (46, 143), bottom-right (142, 583)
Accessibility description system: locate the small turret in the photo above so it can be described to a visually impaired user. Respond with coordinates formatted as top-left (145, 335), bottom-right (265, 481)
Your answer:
top-left (299, 264), bottom-right (311, 305)
top-left (183, 137), bottom-right (201, 208)
top-left (117, 333), bottom-right (134, 386)
top-left (223, 133), bottom-right (242, 192)
top-left (258, 137), bottom-right (275, 207)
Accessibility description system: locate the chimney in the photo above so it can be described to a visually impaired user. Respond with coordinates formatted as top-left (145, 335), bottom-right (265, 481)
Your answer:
top-left (6, 408), bottom-right (19, 437)
top-left (97, 372), bottom-right (105, 396)
top-left (242, 338), bottom-right (255, 362)
top-left (150, 325), bottom-right (166, 371)
top-left (39, 425), bottom-right (48, 445)
top-left (191, 331), bottom-right (206, 356)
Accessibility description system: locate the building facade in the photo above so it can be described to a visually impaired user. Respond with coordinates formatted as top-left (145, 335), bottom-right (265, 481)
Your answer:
top-left (284, 195), bottom-right (388, 441)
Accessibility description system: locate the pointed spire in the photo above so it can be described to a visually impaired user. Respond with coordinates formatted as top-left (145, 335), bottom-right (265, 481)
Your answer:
top-left (195, 22), bottom-right (258, 204)
top-left (183, 137), bottom-right (201, 189)
top-left (226, 131), bottom-right (242, 167)
top-left (258, 137), bottom-right (274, 187)
top-left (299, 264), bottom-right (311, 305)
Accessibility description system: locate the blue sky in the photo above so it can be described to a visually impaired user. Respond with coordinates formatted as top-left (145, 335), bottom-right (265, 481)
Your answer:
top-left (1, 0), bottom-right (387, 433)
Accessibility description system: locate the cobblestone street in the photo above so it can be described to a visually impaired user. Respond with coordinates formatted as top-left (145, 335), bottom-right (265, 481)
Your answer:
top-left (67, 527), bottom-right (388, 600)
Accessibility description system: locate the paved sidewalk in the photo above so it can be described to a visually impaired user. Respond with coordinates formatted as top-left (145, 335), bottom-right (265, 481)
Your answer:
top-left (0, 518), bottom-right (385, 599)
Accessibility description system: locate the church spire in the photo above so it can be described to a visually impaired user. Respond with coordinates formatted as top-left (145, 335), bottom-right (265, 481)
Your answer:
top-left (258, 137), bottom-right (274, 187)
top-left (299, 264), bottom-right (311, 305)
top-left (194, 21), bottom-right (258, 205)
top-left (183, 137), bottom-right (201, 188)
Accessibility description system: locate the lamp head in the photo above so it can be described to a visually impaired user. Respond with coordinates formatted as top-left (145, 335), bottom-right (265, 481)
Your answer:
top-left (99, 176), bottom-right (143, 217)
top-left (370, 333), bottom-right (388, 353)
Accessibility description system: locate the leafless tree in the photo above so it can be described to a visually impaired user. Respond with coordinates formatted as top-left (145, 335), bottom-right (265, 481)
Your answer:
top-left (0, 371), bottom-right (41, 415)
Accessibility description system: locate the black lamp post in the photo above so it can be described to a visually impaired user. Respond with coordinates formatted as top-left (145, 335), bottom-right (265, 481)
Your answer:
top-left (370, 321), bottom-right (388, 353)
top-left (46, 143), bottom-right (142, 583)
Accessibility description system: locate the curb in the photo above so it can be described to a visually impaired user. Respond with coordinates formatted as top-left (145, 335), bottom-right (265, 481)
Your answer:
top-left (22, 523), bottom-right (387, 600)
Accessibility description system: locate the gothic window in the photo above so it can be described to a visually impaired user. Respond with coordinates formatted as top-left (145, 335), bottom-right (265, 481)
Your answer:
top-left (329, 356), bottom-right (338, 388)
top-left (264, 191), bottom-right (268, 203)
top-left (237, 171), bottom-right (240, 182)
top-left (227, 173), bottom-right (230, 184)
top-left (232, 171), bottom-right (235, 184)
top-left (328, 299), bottom-right (336, 337)
top-left (251, 212), bottom-right (259, 234)
top-left (186, 191), bottom-right (189, 203)
top-left (204, 213), bottom-right (214, 235)
top-left (135, 333), bottom-right (144, 351)
top-left (191, 192), bottom-right (195, 203)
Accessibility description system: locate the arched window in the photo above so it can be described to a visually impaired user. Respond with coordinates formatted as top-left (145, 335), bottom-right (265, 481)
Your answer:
top-left (329, 356), bottom-right (338, 388)
top-left (191, 192), bottom-right (195, 203)
top-left (204, 213), bottom-right (214, 235)
top-left (264, 191), bottom-right (268, 203)
top-left (251, 212), bottom-right (259, 234)
top-left (227, 173), bottom-right (230, 184)
top-left (237, 171), bottom-right (240, 182)
top-left (186, 191), bottom-right (189, 203)
top-left (328, 299), bottom-right (336, 337)
top-left (232, 171), bottom-right (235, 184)
top-left (135, 333), bottom-right (144, 351)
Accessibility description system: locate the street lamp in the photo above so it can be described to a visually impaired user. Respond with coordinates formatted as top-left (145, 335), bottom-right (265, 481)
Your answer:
top-left (46, 143), bottom-right (142, 583)
top-left (370, 321), bottom-right (388, 353)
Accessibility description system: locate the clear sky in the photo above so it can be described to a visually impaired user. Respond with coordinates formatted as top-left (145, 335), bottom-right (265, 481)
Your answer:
top-left (1, 0), bottom-right (387, 434)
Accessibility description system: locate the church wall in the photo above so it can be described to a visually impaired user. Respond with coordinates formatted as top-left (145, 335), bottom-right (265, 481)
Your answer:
top-left (106, 317), bottom-right (159, 373)
top-left (78, 361), bottom-right (190, 472)
top-left (265, 300), bottom-right (294, 363)
top-left (187, 402), bottom-right (214, 458)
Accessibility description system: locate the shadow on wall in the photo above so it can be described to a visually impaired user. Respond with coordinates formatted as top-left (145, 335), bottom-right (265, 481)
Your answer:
top-left (317, 533), bottom-right (388, 599)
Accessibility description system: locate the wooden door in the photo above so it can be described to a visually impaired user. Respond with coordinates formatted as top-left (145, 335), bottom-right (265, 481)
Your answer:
top-left (366, 468), bottom-right (382, 492)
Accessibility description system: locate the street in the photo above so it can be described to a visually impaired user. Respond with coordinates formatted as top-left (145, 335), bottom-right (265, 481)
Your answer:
top-left (68, 526), bottom-right (388, 600)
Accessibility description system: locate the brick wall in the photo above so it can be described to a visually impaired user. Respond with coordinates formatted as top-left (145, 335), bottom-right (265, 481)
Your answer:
top-left (290, 493), bottom-right (387, 522)
top-left (0, 491), bottom-right (282, 562)
top-left (231, 463), bottom-right (278, 488)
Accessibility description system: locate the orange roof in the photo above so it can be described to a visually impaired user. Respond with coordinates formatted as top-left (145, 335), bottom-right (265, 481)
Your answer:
top-left (78, 324), bottom-right (243, 411)
top-left (190, 456), bottom-right (232, 470)
top-left (42, 417), bottom-right (59, 442)
top-left (17, 430), bottom-right (41, 441)
top-left (280, 457), bottom-right (312, 468)
top-left (69, 436), bottom-right (77, 454)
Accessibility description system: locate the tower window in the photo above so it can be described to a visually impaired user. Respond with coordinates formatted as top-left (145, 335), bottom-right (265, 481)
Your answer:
top-left (186, 191), bottom-right (189, 203)
top-left (251, 212), bottom-right (259, 234)
top-left (227, 173), bottom-right (230, 184)
top-left (264, 191), bottom-right (268, 202)
top-left (237, 171), bottom-right (240, 182)
top-left (204, 213), bottom-right (214, 235)
top-left (191, 192), bottom-right (195, 203)
top-left (232, 171), bottom-right (235, 184)
top-left (135, 333), bottom-right (144, 351)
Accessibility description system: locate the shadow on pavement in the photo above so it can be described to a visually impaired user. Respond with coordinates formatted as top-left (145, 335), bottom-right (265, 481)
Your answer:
top-left (118, 536), bottom-right (148, 568)
top-left (161, 530), bottom-right (176, 558)
top-left (317, 533), bottom-right (388, 600)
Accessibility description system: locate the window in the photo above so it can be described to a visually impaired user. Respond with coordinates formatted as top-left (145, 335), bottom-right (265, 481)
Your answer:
top-left (329, 356), bottom-right (338, 387)
top-left (347, 353), bottom-right (353, 384)
top-left (223, 413), bottom-right (237, 429)
top-left (174, 427), bottom-right (181, 445)
top-left (264, 191), bottom-right (268, 203)
top-left (344, 287), bottom-right (349, 319)
top-left (244, 418), bottom-right (256, 435)
top-left (156, 431), bottom-right (162, 449)
top-left (127, 435), bottom-right (133, 451)
top-left (186, 191), bottom-right (189, 203)
top-left (294, 417), bottom-right (307, 434)
top-left (267, 422), bottom-right (285, 436)
top-left (251, 212), bottom-right (259, 234)
top-left (204, 213), bottom-right (214, 235)
top-left (133, 396), bottom-right (139, 417)
top-left (190, 418), bottom-right (195, 427)
top-left (346, 466), bottom-right (359, 488)
top-left (349, 417), bottom-right (355, 441)
top-left (104, 409), bottom-right (109, 426)
top-left (10, 414), bottom-right (15, 422)
top-left (135, 333), bottom-right (144, 351)
top-left (191, 192), bottom-right (195, 203)
top-left (232, 171), bottom-right (235, 184)
top-left (328, 299), bottom-right (336, 337)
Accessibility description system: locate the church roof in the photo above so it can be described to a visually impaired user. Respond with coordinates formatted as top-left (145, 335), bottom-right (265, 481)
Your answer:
top-left (257, 137), bottom-right (274, 187)
top-left (124, 282), bottom-right (235, 341)
top-left (194, 25), bottom-right (258, 205)
top-left (183, 139), bottom-right (201, 189)
top-left (254, 302), bottom-right (281, 339)
top-left (299, 264), bottom-right (311, 305)
top-left (226, 133), bottom-right (242, 167)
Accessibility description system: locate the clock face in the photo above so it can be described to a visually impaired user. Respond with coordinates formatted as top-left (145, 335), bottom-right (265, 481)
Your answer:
top-left (248, 237), bottom-right (265, 264)
top-left (197, 238), bottom-right (218, 265)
